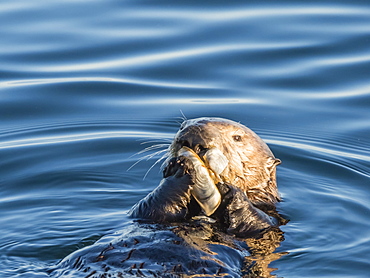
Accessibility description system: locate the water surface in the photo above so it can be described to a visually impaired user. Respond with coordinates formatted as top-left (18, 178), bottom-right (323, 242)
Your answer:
top-left (1, 0), bottom-right (370, 277)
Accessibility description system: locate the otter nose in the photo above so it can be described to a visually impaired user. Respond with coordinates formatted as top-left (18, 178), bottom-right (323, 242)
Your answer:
top-left (176, 124), bottom-right (212, 154)
top-left (177, 138), bottom-right (207, 154)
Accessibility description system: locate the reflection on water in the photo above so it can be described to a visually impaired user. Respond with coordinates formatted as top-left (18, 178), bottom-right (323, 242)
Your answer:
top-left (245, 229), bottom-right (287, 277)
top-left (1, 0), bottom-right (370, 277)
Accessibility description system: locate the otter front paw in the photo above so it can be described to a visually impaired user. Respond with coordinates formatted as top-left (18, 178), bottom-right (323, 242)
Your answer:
top-left (163, 156), bottom-right (195, 179)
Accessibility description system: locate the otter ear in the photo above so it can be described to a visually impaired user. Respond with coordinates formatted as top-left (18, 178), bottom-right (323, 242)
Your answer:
top-left (273, 158), bottom-right (282, 166)
top-left (266, 157), bottom-right (281, 171)
top-left (266, 157), bottom-right (281, 198)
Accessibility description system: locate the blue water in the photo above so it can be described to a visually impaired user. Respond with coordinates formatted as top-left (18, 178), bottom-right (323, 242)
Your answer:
top-left (1, 0), bottom-right (370, 277)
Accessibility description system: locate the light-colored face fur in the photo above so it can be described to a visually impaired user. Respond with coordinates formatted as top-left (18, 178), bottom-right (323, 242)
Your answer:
top-left (169, 117), bottom-right (281, 209)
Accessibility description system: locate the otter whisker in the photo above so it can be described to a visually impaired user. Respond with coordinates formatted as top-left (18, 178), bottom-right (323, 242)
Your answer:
top-left (128, 148), bottom-right (168, 172)
top-left (179, 110), bottom-right (187, 121)
top-left (139, 139), bottom-right (173, 145)
top-left (143, 151), bottom-right (169, 180)
top-left (127, 155), bottom-right (148, 171)
top-left (144, 148), bottom-right (168, 161)
top-left (129, 142), bottom-right (170, 159)
top-left (137, 144), bottom-right (170, 155)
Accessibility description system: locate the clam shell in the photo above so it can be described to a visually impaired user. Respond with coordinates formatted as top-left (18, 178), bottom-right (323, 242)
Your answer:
top-left (178, 147), bottom-right (221, 216)
top-left (203, 147), bottom-right (228, 175)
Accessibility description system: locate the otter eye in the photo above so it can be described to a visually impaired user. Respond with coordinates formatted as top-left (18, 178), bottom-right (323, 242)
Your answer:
top-left (233, 135), bottom-right (242, 142)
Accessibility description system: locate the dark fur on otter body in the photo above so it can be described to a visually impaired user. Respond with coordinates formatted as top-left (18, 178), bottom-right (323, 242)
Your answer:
top-left (49, 118), bottom-right (285, 278)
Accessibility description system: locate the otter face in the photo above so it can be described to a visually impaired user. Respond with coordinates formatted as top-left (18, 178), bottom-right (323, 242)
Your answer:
top-left (168, 117), bottom-right (281, 209)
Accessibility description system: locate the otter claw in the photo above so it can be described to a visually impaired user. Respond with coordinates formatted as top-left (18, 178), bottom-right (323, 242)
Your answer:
top-left (163, 157), bottom-right (193, 178)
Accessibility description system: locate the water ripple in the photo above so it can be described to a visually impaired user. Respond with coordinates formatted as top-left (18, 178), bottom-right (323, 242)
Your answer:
top-left (0, 77), bottom-right (214, 89)
top-left (1, 0), bottom-right (370, 277)
top-left (0, 131), bottom-right (154, 150)
top-left (0, 120), bottom-right (173, 150)
top-left (4, 43), bottom-right (308, 73)
top-left (127, 5), bottom-right (370, 21)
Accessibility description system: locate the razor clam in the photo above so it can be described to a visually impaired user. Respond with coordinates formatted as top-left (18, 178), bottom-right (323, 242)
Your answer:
top-left (177, 146), bottom-right (223, 216)
top-left (203, 147), bottom-right (228, 175)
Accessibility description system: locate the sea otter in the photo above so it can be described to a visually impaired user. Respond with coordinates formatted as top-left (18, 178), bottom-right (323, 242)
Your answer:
top-left (129, 117), bottom-right (282, 236)
top-left (49, 117), bottom-right (285, 278)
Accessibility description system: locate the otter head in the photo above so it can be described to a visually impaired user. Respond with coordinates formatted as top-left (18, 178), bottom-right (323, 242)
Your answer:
top-left (168, 117), bottom-right (281, 209)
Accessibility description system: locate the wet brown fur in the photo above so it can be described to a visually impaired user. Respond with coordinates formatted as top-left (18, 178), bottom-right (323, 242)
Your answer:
top-left (168, 117), bottom-right (281, 211)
